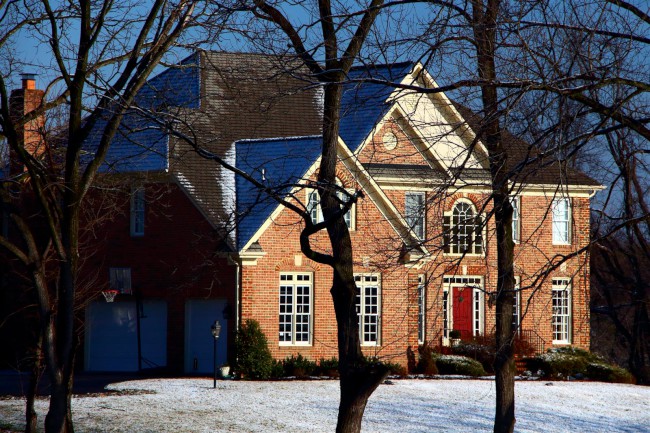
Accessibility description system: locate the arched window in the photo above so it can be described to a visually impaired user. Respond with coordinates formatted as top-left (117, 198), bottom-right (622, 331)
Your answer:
top-left (443, 201), bottom-right (483, 254)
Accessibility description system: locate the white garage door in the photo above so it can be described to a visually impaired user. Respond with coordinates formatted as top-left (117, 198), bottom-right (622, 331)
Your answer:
top-left (85, 300), bottom-right (167, 372)
top-left (185, 299), bottom-right (228, 374)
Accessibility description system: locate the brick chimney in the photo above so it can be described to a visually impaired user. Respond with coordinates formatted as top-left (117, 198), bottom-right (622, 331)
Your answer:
top-left (9, 73), bottom-right (46, 176)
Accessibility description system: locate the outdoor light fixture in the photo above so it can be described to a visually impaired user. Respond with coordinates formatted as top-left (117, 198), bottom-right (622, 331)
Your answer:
top-left (211, 320), bottom-right (222, 389)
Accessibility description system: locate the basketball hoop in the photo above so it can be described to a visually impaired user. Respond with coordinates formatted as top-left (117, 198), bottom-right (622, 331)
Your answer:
top-left (102, 290), bottom-right (119, 303)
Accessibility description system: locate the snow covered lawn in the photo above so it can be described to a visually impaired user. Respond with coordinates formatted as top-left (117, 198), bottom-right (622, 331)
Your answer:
top-left (1, 378), bottom-right (648, 432)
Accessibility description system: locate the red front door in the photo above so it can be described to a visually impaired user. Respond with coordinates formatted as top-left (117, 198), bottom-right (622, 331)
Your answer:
top-left (452, 286), bottom-right (473, 338)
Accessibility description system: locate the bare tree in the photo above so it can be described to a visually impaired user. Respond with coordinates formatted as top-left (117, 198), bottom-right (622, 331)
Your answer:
top-left (194, 0), bottom-right (390, 429)
top-left (591, 129), bottom-right (649, 384)
top-left (0, 2), bottom-right (209, 431)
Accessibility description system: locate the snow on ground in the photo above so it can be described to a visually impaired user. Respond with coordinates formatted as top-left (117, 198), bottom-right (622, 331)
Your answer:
top-left (1, 378), bottom-right (648, 432)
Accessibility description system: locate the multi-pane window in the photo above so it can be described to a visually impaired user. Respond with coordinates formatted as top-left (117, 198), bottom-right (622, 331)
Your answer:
top-left (473, 289), bottom-right (482, 336)
top-left (552, 278), bottom-right (571, 343)
top-left (510, 196), bottom-right (520, 243)
top-left (405, 192), bottom-right (426, 240)
top-left (307, 179), bottom-right (353, 229)
top-left (552, 198), bottom-right (571, 244)
top-left (443, 201), bottom-right (483, 254)
top-left (355, 274), bottom-right (380, 345)
top-left (109, 268), bottom-right (132, 294)
top-left (130, 188), bottom-right (145, 236)
top-left (279, 273), bottom-right (312, 345)
top-left (417, 275), bottom-right (425, 344)
top-left (513, 277), bottom-right (521, 334)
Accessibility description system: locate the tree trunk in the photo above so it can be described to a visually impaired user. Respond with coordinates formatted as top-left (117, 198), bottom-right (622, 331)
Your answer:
top-left (44, 372), bottom-right (74, 433)
top-left (42, 261), bottom-right (77, 433)
top-left (25, 334), bottom-right (42, 433)
top-left (471, 1), bottom-right (516, 431)
top-left (320, 80), bottom-right (388, 433)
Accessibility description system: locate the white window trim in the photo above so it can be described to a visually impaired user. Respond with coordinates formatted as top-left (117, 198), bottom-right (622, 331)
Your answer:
top-left (130, 187), bottom-right (145, 237)
top-left (279, 272), bottom-right (313, 346)
top-left (405, 191), bottom-right (426, 240)
top-left (552, 198), bottom-right (571, 245)
top-left (355, 273), bottom-right (381, 346)
top-left (306, 180), bottom-right (355, 230)
top-left (510, 196), bottom-right (520, 244)
top-left (551, 278), bottom-right (572, 344)
top-left (109, 267), bottom-right (132, 294)
top-left (417, 275), bottom-right (426, 345)
top-left (443, 199), bottom-right (485, 256)
top-left (442, 276), bottom-right (483, 345)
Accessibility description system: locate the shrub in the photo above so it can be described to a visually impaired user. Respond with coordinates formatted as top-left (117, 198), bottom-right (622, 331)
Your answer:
top-left (416, 343), bottom-right (439, 375)
top-left (436, 355), bottom-right (487, 377)
top-left (270, 359), bottom-right (285, 379)
top-left (234, 319), bottom-right (274, 379)
top-left (526, 347), bottom-right (591, 379)
top-left (586, 362), bottom-right (635, 384)
top-left (383, 360), bottom-right (408, 377)
top-left (451, 339), bottom-right (494, 374)
top-left (318, 357), bottom-right (339, 377)
top-left (283, 354), bottom-right (317, 377)
top-left (527, 347), bottom-right (634, 383)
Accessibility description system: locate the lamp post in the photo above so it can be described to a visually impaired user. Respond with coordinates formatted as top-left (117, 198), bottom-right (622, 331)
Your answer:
top-left (210, 320), bottom-right (222, 389)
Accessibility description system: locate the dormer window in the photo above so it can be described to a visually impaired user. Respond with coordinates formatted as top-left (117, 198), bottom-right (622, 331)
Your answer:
top-left (306, 179), bottom-right (354, 229)
top-left (511, 196), bottom-right (520, 243)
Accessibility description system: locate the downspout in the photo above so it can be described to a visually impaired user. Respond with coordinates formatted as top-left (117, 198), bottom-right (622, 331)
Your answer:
top-left (228, 254), bottom-right (241, 331)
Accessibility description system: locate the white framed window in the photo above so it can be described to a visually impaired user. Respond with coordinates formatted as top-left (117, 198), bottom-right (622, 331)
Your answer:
top-left (279, 273), bottom-right (313, 345)
top-left (552, 278), bottom-right (571, 344)
top-left (443, 201), bottom-right (484, 255)
top-left (355, 274), bottom-right (381, 345)
top-left (442, 276), bottom-right (483, 340)
top-left (510, 196), bottom-right (520, 243)
top-left (306, 179), bottom-right (354, 229)
top-left (130, 187), bottom-right (145, 237)
top-left (417, 275), bottom-right (426, 344)
top-left (513, 277), bottom-right (521, 334)
top-left (552, 198), bottom-right (571, 244)
top-left (405, 192), bottom-right (426, 240)
top-left (109, 268), bottom-right (132, 294)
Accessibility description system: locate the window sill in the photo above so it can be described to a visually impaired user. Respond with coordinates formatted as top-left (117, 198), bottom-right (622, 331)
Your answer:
top-left (443, 252), bottom-right (484, 258)
top-left (279, 342), bottom-right (312, 347)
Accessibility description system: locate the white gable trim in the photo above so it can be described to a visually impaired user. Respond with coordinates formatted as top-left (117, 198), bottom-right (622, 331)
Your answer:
top-left (239, 137), bottom-right (429, 256)
top-left (337, 137), bottom-right (430, 256)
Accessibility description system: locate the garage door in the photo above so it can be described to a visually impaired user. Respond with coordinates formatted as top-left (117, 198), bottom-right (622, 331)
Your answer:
top-left (85, 300), bottom-right (167, 372)
top-left (185, 299), bottom-right (228, 374)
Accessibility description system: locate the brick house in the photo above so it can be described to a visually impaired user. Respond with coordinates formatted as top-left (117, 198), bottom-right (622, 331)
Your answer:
top-left (2, 51), bottom-right (601, 373)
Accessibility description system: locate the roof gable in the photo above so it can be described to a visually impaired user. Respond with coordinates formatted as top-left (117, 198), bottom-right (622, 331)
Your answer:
top-left (235, 135), bottom-right (322, 250)
top-left (339, 62), bottom-right (415, 152)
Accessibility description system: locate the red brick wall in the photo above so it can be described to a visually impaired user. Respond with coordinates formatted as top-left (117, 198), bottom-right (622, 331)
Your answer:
top-left (79, 181), bottom-right (236, 372)
top-left (240, 156), bottom-right (592, 368)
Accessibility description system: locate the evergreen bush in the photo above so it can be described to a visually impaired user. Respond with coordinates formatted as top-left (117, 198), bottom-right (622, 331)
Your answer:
top-left (436, 355), bottom-right (487, 376)
top-left (234, 319), bottom-right (274, 379)
top-left (527, 347), bottom-right (635, 383)
top-left (317, 357), bottom-right (339, 377)
top-left (283, 354), bottom-right (317, 377)
top-left (416, 343), bottom-right (439, 375)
